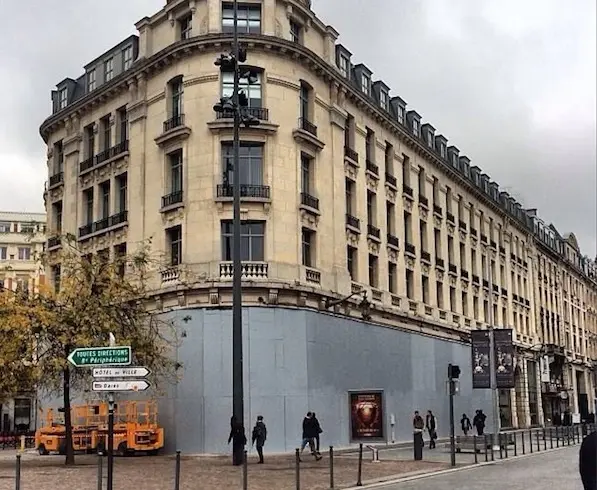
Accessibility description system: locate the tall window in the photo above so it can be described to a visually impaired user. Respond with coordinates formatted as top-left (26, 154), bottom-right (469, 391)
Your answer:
top-left (222, 143), bottom-right (263, 186)
top-left (122, 45), bottom-right (133, 70)
top-left (83, 188), bottom-right (94, 224)
top-left (402, 154), bottom-right (410, 186)
top-left (345, 178), bottom-right (355, 216)
top-left (406, 270), bottom-right (414, 299)
top-left (302, 228), bottom-right (315, 267)
top-left (347, 245), bottom-right (357, 280)
top-left (59, 88), bottom-right (68, 109)
top-left (299, 81), bottom-right (311, 121)
top-left (167, 225), bottom-right (182, 266)
top-left (0, 247), bottom-right (6, 260)
top-left (171, 77), bottom-right (184, 118)
top-left (100, 181), bottom-right (110, 219)
top-left (418, 167), bottom-right (426, 196)
top-left (397, 105), bottom-right (405, 125)
top-left (221, 221), bottom-right (265, 261)
top-left (222, 71), bottom-right (262, 108)
top-left (386, 202), bottom-right (395, 235)
top-left (366, 128), bottom-right (375, 163)
top-left (344, 113), bottom-right (355, 150)
top-left (54, 140), bottom-right (64, 174)
top-left (368, 254), bottom-right (378, 288)
top-left (437, 282), bottom-right (444, 309)
top-left (117, 107), bottom-right (128, 143)
top-left (117, 173), bottom-right (128, 213)
top-left (104, 58), bottom-right (114, 82)
top-left (412, 118), bottom-right (419, 137)
top-left (85, 124), bottom-right (95, 159)
top-left (338, 54), bottom-right (349, 77)
top-left (388, 262), bottom-right (397, 294)
top-left (101, 115), bottom-right (111, 151)
top-left (361, 73), bottom-right (370, 95)
top-left (385, 142), bottom-right (394, 175)
top-left (18, 247), bottom-right (31, 260)
top-left (87, 69), bottom-right (96, 92)
top-left (434, 228), bottom-right (441, 257)
top-left (180, 15), bottom-right (192, 40)
top-left (52, 201), bottom-right (63, 234)
top-left (290, 19), bottom-right (302, 43)
top-left (367, 191), bottom-right (376, 226)
top-left (222, 3), bottom-right (261, 34)
top-left (404, 211), bottom-right (412, 245)
top-left (301, 154), bottom-right (312, 195)
top-left (168, 150), bottom-right (183, 193)
top-left (422, 275), bottom-right (429, 304)
top-left (420, 220), bottom-right (427, 251)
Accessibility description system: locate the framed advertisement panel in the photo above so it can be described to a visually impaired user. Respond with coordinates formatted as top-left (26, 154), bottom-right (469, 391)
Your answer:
top-left (348, 390), bottom-right (385, 442)
top-left (471, 330), bottom-right (491, 389)
top-left (494, 328), bottom-right (515, 389)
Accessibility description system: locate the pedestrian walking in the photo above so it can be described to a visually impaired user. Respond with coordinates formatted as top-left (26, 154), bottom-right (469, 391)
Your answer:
top-left (473, 409), bottom-right (486, 436)
top-left (300, 412), bottom-right (322, 461)
top-left (312, 412), bottom-right (323, 454)
top-left (251, 415), bottom-right (267, 464)
top-left (228, 416), bottom-right (247, 466)
top-left (413, 410), bottom-right (425, 460)
top-left (579, 429), bottom-right (597, 490)
top-left (461, 413), bottom-right (472, 436)
top-left (426, 410), bottom-right (438, 449)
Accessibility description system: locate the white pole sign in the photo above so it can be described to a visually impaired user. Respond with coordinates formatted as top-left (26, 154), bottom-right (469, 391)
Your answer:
top-left (93, 367), bottom-right (151, 378)
top-left (92, 380), bottom-right (150, 392)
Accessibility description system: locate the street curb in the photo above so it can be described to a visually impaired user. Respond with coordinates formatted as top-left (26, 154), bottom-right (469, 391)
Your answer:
top-left (343, 443), bottom-right (579, 489)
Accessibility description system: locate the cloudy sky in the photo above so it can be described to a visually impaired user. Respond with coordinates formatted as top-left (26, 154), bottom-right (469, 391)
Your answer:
top-left (0, 0), bottom-right (595, 255)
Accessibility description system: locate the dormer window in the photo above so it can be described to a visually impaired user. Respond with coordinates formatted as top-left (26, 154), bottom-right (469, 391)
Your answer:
top-left (412, 119), bottom-right (419, 137)
top-left (180, 15), bottom-right (192, 40)
top-left (290, 19), bottom-right (302, 43)
top-left (439, 144), bottom-right (446, 158)
top-left (88, 69), bottom-right (96, 92)
top-left (122, 45), bottom-right (133, 70)
top-left (339, 54), bottom-right (349, 78)
top-left (380, 90), bottom-right (388, 110)
top-left (397, 106), bottom-right (405, 125)
top-left (361, 73), bottom-right (370, 95)
top-left (104, 58), bottom-right (114, 82)
top-left (59, 88), bottom-right (68, 109)
top-left (426, 131), bottom-right (433, 147)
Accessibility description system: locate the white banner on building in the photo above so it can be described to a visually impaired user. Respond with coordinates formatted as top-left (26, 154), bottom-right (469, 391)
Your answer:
top-left (540, 355), bottom-right (551, 383)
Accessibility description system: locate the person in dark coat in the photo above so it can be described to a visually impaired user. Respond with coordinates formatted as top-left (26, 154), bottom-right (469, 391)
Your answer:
top-left (461, 413), bottom-right (472, 435)
top-left (251, 415), bottom-right (267, 464)
top-left (312, 412), bottom-right (323, 454)
top-left (473, 410), bottom-right (487, 436)
top-left (426, 410), bottom-right (438, 449)
top-left (300, 412), bottom-right (322, 461)
top-left (228, 416), bottom-right (247, 466)
top-left (579, 430), bottom-right (597, 490)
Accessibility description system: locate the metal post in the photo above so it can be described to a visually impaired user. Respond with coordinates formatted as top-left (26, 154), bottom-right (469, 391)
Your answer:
top-left (97, 454), bottom-right (103, 490)
top-left (473, 436), bottom-right (478, 464)
top-left (484, 434), bottom-right (488, 462)
top-left (490, 434), bottom-right (494, 461)
top-left (107, 334), bottom-right (116, 490)
top-left (498, 433), bottom-right (503, 459)
top-left (536, 430), bottom-right (540, 451)
top-left (15, 454), bottom-right (21, 490)
top-left (356, 443), bottom-right (363, 486)
top-left (543, 428), bottom-right (546, 450)
top-left (556, 426), bottom-right (559, 447)
top-left (174, 450), bottom-right (181, 490)
top-left (529, 430), bottom-right (533, 453)
top-left (329, 446), bottom-right (334, 489)
top-left (487, 263), bottom-right (500, 447)
top-left (230, 0), bottom-right (246, 468)
top-left (504, 433), bottom-right (508, 458)
top-left (295, 448), bottom-right (300, 490)
top-left (513, 431), bottom-right (517, 456)
top-left (448, 365), bottom-right (456, 467)
top-left (242, 450), bottom-right (248, 490)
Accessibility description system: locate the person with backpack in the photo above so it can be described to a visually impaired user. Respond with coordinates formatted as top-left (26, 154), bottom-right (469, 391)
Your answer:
top-left (251, 415), bottom-right (267, 464)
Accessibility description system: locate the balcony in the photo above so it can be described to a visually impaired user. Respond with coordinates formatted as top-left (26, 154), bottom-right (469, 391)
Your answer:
top-left (367, 224), bottom-right (381, 239)
top-left (366, 159), bottom-right (379, 176)
top-left (78, 210), bottom-right (128, 239)
top-left (305, 268), bottom-right (321, 284)
top-left (405, 242), bottom-right (416, 255)
top-left (80, 156), bottom-right (95, 173)
top-left (346, 214), bottom-right (360, 230)
top-left (344, 146), bottom-right (359, 163)
top-left (387, 234), bottom-right (400, 249)
top-left (215, 106), bottom-right (270, 122)
top-left (300, 192), bottom-right (319, 210)
top-left (79, 140), bottom-right (129, 174)
top-left (481, 234), bottom-right (488, 243)
top-left (461, 269), bottom-right (469, 279)
top-left (220, 261), bottom-right (269, 280)
top-left (419, 195), bottom-right (429, 207)
top-left (385, 173), bottom-right (397, 187)
top-left (435, 257), bottom-right (445, 269)
top-left (156, 114), bottom-right (191, 146)
top-left (161, 267), bottom-right (180, 284)
top-left (402, 185), bottom-right (413, 197)
top-left (293, 118), bottom-right (324, 150)
top-left (49, 172), bottom-right (63, 188)
top-left (492, 284), bottom-right (499, 293)
top-left (47, 236), bottom-right (61, 250)
top-left (483, 279), bottom-right (489, 289)
top-left (459, 219), bottom-right (467, 230)
top-left (490, 240), bottom-right (497, 250)
top-left (161, 190), bottom-right (184, 209)
top-left (471, 274), bottom-right (479, 284)
top-left (433, 204), bottom-right (442, 216)
top-left (446, 212), bottom-right (455, 224)
top-left (501, 287), bottom-right (508, 296)
top-left (449, 263), bottom-right (457, 274)
top-left (421, 251), bottom-right (431, 263)
top-left (216, 184), bottom-right (270, 199)
top-left (470, 228), bottom-right (478, 237)
top-left (500, 246), bottom-right (506, 255)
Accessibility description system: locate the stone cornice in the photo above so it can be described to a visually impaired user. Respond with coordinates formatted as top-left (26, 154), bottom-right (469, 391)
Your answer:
top-left (38, 32), bottom-right (553, 245)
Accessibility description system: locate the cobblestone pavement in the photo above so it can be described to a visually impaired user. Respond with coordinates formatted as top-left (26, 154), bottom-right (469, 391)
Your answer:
top-left (379, 446), bottom-right (583, 490)
top-left (0, 451), bottom-right (446, 490)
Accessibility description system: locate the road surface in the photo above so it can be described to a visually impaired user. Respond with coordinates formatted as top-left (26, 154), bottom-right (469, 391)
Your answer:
top-left (380, 446), bottom-right (583, 490)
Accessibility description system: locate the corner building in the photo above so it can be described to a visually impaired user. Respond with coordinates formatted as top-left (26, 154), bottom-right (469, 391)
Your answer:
top-left (40, 0), bottom-right (596, 453)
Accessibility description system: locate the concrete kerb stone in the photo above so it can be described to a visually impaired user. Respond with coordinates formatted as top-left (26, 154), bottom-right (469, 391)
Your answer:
top-left (343, 443), bottom-right (578, 489)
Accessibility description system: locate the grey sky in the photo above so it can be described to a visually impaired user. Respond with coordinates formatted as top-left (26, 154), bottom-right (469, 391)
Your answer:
top-left (0, 0), bottom-right (594, 255)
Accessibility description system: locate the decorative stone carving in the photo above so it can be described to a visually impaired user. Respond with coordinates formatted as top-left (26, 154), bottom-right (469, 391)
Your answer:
top-left (200, 16), bottom-right (208, 34)
top-left (449, 275), bottom-right (457, 286)
top-left (368, 239), bottom-right (380, 255)
top-left (421, 262), bottom-right (430, 275)
top-left (447, 223), bottom-right (455, 236)
top-left (297, 292), bottom-right (307, 307)
top-left (268, 289), bottom-right (279, 305)
top-left (366, 174), bottom-right (378, 191)
top-left (435, 269), bottom-right (444, 281)
top-left (471, 236), bottom-right (478, 247)
top-left (419, 205), bottom-right (428, 221)
top-left (155, 296), bottom-right (163, 311)
top-left (433, 216), bottom-right (442, 228)
top-left (346, 230), bottom-right (359, 245)
top-left (344, 161), bottom-right (357, 179)
top-left (338, 87), bottom-right (347, 106)
top-left (405, 256), bottom-right (415, 270)
top-left (461, 280), bottom-right (469, 291)
top-left (300, 210), bottom-right (318, 228)
top-left (402, 196), bottom-right (413, 212)
top-left (330, 81), bottom-right (340, 106)
top-left (385, 185), bottom-right (396, 202)
top-left (459, 230), bottom-right (467, 242)
top-left (473, 285), bottom-right (480, 295)
top-left (387, 248), bottom-right (398, 262)
top-left (209, 289), bottom-right (219, 304)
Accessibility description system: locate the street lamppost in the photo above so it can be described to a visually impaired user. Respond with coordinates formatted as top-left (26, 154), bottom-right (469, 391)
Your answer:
top-left (213, 0), bottom-right (259, 465)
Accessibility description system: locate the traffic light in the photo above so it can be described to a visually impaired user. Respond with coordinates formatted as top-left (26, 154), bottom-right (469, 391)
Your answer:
top-left (214, 53), bottom-right (236, 70)
top-left (238, 46), bottom-right (247, 63)
top-left (448, 364), bottom-right (461, 380)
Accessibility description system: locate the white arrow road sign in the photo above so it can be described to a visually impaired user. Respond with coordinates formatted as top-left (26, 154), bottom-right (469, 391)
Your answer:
top-left (92, 380), bottom-right (150, 392)
top-left (92, 367), bottom-right (151, 378)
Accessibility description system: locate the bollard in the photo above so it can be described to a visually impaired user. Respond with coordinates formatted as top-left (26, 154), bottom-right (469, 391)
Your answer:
top-left (356, 443), bottom-right (363, 487)
top-left (15, 454), bottom-right (21, 490)
top-left (243, 450), bottom-right (248, 490)
top-left (295, 448), bottom-right (300, 490)
top-left (97, 454), bottom-right (103, 490)
top-left (536, 430), bottom-right (540, 451)
top-left (473, 435), bottom-right (478, 464)
top-left (484, 434), bottom-right (488, 462)
top-left (504, 434), bottom-right (508, 458)
top-left (174, 450), bottom-right (181, 490)
top-left (329, 446), bottom-right (334, 489)
top-left (556, 426), bottom-right (559, 448)
top-left (490, 434), bottom-right (495, 461)
top-left (529, 430), bottom-right (533, 453)
top-left (550, 428), bottom-right (553, 449)
top-left (521, 429), bottom-right (525, 455)
top-left (498, 433), bottom-right (503, 459)
top-left (543, 428), bottom-right (547, 451)
top-left (513, 431), bottom-right (517, 456)
top-left (19, 436), bottom-right (25, 453)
